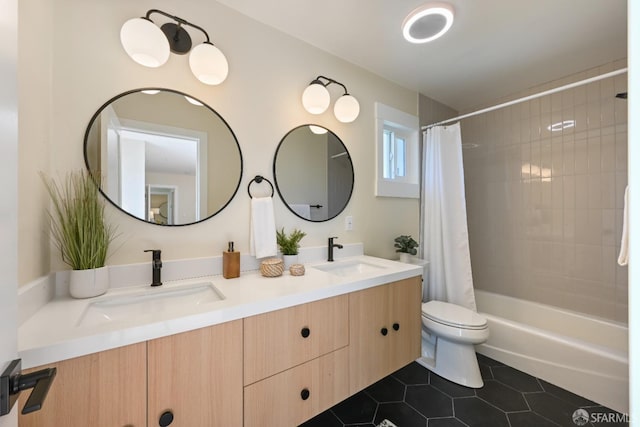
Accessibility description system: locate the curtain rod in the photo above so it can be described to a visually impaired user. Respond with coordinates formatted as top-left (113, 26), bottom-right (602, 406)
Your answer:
top-left (422, 67), bottom-right (628, 131)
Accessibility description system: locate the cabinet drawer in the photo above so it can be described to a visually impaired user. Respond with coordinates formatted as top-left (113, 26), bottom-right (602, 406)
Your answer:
top-left (244, 347), bottom-right (349, 427)
top-left (244, 294), bottom-right (348, 385)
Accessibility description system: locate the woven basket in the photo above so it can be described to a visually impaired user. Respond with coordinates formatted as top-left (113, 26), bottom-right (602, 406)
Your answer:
top-left (289, 264), bottom-right (305, 276)
top-left (260, 257), bottom-right (284, 277)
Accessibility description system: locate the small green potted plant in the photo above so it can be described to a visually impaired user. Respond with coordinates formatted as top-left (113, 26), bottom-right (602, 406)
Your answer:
top-left (276, 227), bottom-right (307, 269)
top-left (394, 235), bottom-right (418, 263)
top-left (41, 170), bottom-right (118, 298)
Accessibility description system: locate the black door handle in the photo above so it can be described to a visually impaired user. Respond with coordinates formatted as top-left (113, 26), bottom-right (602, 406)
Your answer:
top-left (393, 323), bottom-right (400, 331)
top-left (380, 327), bottom-right (388, 336)
top-left (301, 327), bottom-right (311, 338)
top-left (1, 359), bottom-right (57, 416)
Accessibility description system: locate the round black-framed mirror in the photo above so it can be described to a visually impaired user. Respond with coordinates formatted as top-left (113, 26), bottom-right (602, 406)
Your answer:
top-left (84, 88), bottom-right (243, 226)
top-left (273, 124), bottom-right (354, 222)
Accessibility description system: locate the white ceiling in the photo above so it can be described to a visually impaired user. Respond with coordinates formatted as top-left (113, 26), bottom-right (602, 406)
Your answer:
top-left (217, 0), bottom-right (627, 112)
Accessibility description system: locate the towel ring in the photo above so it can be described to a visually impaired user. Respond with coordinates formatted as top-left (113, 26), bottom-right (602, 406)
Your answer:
top-left (248, 175), bottom-right (274, 198)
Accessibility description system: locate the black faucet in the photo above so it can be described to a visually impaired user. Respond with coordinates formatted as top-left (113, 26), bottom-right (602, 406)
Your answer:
top-left (144, 249), bottom-right (163, 286)
top-left (327, 237), bottom-right (343, 262)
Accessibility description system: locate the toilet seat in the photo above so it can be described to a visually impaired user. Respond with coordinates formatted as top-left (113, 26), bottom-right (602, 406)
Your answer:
top-left (422, 300), bottom-right (487, 330)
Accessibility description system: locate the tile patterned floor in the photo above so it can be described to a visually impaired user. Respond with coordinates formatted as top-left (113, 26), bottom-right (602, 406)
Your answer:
top-left (299, 354), bottom-right (628, 427)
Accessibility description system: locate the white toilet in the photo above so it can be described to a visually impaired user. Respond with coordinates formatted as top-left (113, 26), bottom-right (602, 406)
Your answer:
top-left (417, 300), bottom-right (489, 388)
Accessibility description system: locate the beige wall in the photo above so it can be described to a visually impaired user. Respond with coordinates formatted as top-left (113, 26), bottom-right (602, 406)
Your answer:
top-left (18, 0), bottom-right (419, 283)
top-left (462, 60), bottom-right (628, 323)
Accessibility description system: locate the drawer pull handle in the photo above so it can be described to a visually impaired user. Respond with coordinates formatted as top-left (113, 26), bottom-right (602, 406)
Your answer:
top-left (380, 327), bottom-right (388, 336)
top-left (301, 327), bottom-right (311, 338)
top-left (393, 323), bottom-right (400, 331)
top-left (159, 410), bottom-right (174, 426)
top-left (300, 388), bottom-right (310, 400)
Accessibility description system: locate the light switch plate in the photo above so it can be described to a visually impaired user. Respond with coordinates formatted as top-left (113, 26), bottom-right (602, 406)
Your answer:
top-left (345, 216), bottom-right (353, 231)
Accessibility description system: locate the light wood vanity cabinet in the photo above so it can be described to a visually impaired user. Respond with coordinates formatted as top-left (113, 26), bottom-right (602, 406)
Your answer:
top-left (18, 320), bottom-right (243, 427)
top-left (18, 276), bottom-right (421, 427)
top-left (244, 347), bottom-right (349, 427)
top-left (148, 320), bottom-right (243, 427)
top-left (349, 276), bottom-right (422, 393)
top-left (18, 343), bottom-right (147, 427)
top-left (243, 295), bottom-right (350, 427)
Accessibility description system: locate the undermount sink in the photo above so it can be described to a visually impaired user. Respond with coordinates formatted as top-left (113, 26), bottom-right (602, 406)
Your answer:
top-left (312, 259), bottom-right (387, 277)
top-left (76, 281), bottom-right (225, 327)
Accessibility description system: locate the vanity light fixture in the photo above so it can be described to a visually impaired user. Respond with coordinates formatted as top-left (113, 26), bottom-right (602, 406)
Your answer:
top-left (302, 76), bottom-right (360, 123)
top-left (309, 125), bottom-right (328, 135)
top-left (402, 2), bottom-right (455, 44)
top-left (120, 9), bottom-right (229, 85)
top-left (184, 96), bottom-right (204, 106)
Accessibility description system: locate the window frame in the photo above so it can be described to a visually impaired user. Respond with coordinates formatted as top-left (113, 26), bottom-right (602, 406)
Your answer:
top-left (375, 102), bottom-right (420, 198)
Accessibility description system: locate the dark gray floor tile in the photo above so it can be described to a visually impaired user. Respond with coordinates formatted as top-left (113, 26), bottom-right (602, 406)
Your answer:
top-left (405, 384), bottom-right (454, 418)
top-left (332, 391), bottom-right (377, 425)
top-left (539, 379), bottom-right (597, 407)
top-left (430, 372), bottom-right (476, 398)
top-left (526, 392), bottom-right (584, 427)
top-left (508, 411), bottom-right (561, 427)
top-left (479, 363), bottom-right (493, 380)
top-left (476, 379), bottom-right (528, 411)
top-left (299, 409), bottom-right (344, 427)
top-left (454, 397), bottom-right (510, 427)
top-left (428, 417), bottom-right (467, 427)
top-left (391, 362), bottom-right (430, 385)
top-left (365, 375), bottom-right (406, 403)
top-left (492, 365), bottom-right (543, 392)
top-left (345, 424), bottom-right (375, 427)
top-left (374, 402), bottom-right (427, 427)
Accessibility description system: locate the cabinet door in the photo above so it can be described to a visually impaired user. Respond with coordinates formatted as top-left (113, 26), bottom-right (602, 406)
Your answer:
top-left (348, 277), bottom-right (422, 394)
top-left (147, 320), bottom-right (243, 427)
top-left (244, 295), bottom-right (348, 385)
top-left (18, 343), bottom-right (147, 427)
top-left (348, 283), bottom-right (391, 393)
top-left (388, 276), bottom-right (422, 370)
top-left (244, 347), bottom-right (349, 427)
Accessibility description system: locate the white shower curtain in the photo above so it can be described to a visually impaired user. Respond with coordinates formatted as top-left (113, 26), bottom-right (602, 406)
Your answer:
top-left (421, 123), bottom-right (477, 311)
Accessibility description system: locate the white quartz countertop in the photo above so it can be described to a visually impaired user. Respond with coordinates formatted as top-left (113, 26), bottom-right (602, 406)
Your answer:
top-left (18, 255), bottom-right (422, 369)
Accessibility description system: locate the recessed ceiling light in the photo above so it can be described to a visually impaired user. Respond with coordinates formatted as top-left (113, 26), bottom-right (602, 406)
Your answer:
top-left (402, 2), bottom-right (455, 44)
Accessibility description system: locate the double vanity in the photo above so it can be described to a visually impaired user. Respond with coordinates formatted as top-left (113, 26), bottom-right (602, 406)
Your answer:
top-left (18, 253), bottom-right (422, 426)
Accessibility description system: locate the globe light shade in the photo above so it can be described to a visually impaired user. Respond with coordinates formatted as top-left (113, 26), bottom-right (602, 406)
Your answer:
top-left (309, 125), bottom-right (328, 135)
top-left (120, 18), bottom-right (170, 68)
top-left (189, 43), bottom-right (229, 85)
top-left (333, 94), bottom-right (360, 123)
top-left (302, 83), bottom-right (330, 115)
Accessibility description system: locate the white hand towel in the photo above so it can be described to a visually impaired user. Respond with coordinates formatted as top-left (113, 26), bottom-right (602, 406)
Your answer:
top-left (618, 185), bottom-right (629, 266)
top-left (250, 197), bottom-right (278, 259)
top-left (290, 204), bottom-right (311, 220)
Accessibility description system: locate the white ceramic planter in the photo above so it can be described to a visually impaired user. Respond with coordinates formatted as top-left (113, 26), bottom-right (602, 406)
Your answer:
top-left (398, 253), bottom-right (413, 263)
top-left (69, 266), bottom-right (109, 298)
top-left (282, 254), bottom-right (298, 270)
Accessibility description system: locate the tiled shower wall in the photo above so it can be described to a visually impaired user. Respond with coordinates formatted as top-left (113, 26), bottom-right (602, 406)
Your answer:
top-left (461, 60), bottom-right (628, 323)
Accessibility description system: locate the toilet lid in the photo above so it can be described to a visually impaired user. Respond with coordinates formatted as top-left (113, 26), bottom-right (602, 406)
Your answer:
top-left (422, 300), bottom-right (487, 330)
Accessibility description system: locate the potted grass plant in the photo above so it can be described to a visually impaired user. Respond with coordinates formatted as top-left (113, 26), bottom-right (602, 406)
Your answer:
top-left (276, 227), bottom-right (307, 269)
top-left (41, 170), bottom-right (118, 298)
top-left (394, 235), bottom-right (419, 263)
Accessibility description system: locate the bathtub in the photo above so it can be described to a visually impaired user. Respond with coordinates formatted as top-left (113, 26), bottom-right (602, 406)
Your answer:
top-left (474, 290), bottom-right (629, 414)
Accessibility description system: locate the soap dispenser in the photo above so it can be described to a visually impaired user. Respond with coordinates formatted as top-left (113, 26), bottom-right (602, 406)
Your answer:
top-left (223, 242), bottom-right (240, 279)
